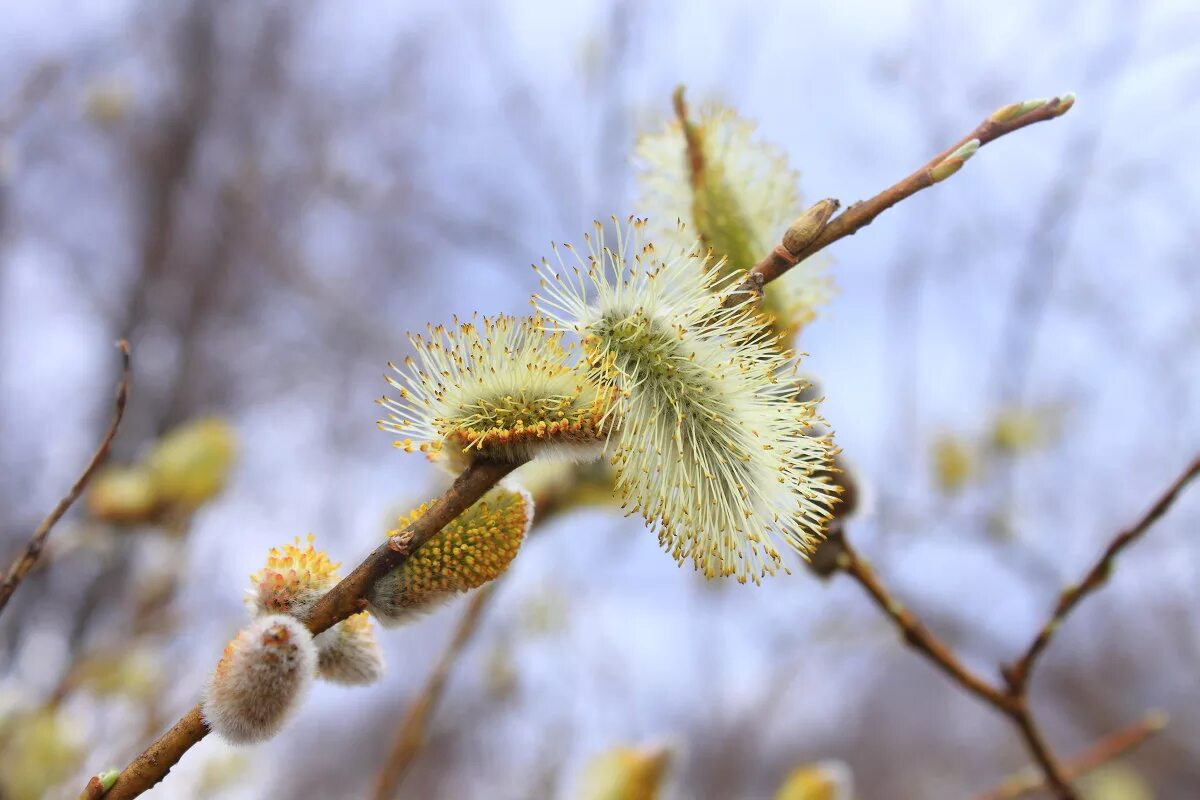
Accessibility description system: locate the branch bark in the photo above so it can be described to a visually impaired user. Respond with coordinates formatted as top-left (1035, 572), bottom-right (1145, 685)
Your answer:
top-left (0, 340), bottom-right (131, 617)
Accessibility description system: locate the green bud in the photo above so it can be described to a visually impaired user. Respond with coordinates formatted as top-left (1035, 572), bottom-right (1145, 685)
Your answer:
top-left (98, 770), bottom-right (121, 791)
top-left (930, 139), bottom-right (980, 183)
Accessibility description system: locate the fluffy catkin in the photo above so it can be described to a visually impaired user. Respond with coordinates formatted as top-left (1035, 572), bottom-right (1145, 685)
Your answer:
top-left (533, 219), bottom-right (839, 583)
top-left (313, 612), bottom-right (385, 686)
top-left (202, 615), bottom-right (317, 744)
top-left (379, 314), bottom-right (610, 470)
top-left (367, 486), bottom-right (533, 627)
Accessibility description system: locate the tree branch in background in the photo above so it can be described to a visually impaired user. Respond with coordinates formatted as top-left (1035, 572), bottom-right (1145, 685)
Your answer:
top-left (828, 454), bottom-right (1200, 799)
top-left (975, 711), bottom-right (1167, 800)
top-left (1003, 455), bottom-right (1200, 691)
top-left (101, 456), bottom-right (522, 800)
top-left (0, 340), bottom-right (131, 617)
top-left (371, 585), bottom-right (497, 800)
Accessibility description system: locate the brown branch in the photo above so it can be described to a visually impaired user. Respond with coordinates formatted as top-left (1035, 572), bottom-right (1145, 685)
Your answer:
top-left (101, 456), bottom-right (523, 800)
top-left (1004, 455), bottom-right (1200, 691)
top-left (739, 94), bottom-right (1075, 289)
top-left (836, 537), bottom-right (1013, 710)
top-left (0, 340), bottom-right (131, 617)
top-left (975, 711), bottom-right (1167, 800)
top-left (371, 584), bottom-right (497, 800)
top-left (835, 452), bottom-right (1200, 799)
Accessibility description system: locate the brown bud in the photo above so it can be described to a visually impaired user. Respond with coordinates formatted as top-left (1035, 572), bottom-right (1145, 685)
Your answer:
top-left (782, 198), bottom-right (840, 256)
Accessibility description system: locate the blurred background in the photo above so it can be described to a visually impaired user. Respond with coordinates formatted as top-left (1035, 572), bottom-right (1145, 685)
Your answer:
top-left (2, 1), bottom-right (1199, 797)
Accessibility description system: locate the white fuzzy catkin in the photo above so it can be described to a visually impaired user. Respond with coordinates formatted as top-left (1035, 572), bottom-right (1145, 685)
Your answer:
top-left (314, 612), bottom-right (384, 686)
top-left (533, 218), bottom-right (839, 583)
top-left (202, 614), bottom-right (317, 744)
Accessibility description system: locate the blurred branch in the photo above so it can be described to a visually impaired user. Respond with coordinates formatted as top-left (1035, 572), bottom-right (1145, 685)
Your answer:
top-left (0, 341), bottom-right (131, 617)
top-left (101, 456), bottom-right (522, 800)
top-left (829, 453), bottom-right (1200, 799)
top-left (975, 711), bottom-right (1166, 800)
top-left (1004, 454), bottom-right (1200, 691)
top-left (371, 585), bottom-right (497, 800)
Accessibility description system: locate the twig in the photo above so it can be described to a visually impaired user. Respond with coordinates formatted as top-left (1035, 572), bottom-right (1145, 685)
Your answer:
top-left (101, 457), bottom-right (522, 800)
top-left (371, 585), bottom-right (497, 800)
top-left (736, 94), bottom-right (1075, 290)
top-left (835, 537), bottom-right (1013, 711)
top-left (835, 454), bottom-right (1200, 799)
top-left (974, 711), bottom-right (1167, 800)
top-left (0, 340), bottom-right (131, 617)
top-left (1004, 455), bottom-right (1200, 691)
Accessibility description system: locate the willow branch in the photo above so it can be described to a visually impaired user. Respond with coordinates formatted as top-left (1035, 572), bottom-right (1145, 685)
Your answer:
top-left (0, 340), bottom-right (131, 617)
top-left (1004, 455), bottom-right (1200, 691)
top-left (371, 584), bottom-right (497, 800)
top-left (835, 537), bottom-right (1013, 710)
top-left (736, 94), bottom-right (1075, 292)
top-left (102, 456), bottom-right (523, 800)
top-left (974, 711), bottom-right (1167, 800)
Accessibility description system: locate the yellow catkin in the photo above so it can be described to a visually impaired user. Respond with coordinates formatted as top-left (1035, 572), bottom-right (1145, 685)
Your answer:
top-left (146, 417), bottom-right (237, 509)
top-left (248, 534), bottom-right (340, 616)
top-left (367, 486), bottom-right (533, 627)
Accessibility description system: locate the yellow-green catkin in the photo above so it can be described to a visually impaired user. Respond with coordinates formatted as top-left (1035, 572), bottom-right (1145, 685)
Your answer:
top-left (576, 744), bottom-right (671, 800)
top-left (367, 486), bottom-right (533, 627)
top-left (636, 94), bottom-right (832, 339)
top-left (146, 417), bottom-right (237, 510)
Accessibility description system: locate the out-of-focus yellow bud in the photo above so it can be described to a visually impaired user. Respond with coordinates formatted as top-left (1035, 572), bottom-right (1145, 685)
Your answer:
top-left (577, 744), bottom-right (671, 800)
top-left (83, 79), bottom-right (132, 127)
top-left (990, 408), bottom-right (1050, 454)
top-left (1076, 763), bottom-right (1153, 800)
top-left (146, 417), bottom-right (237, 510)
top-left (932, 435), bottom-right (976, 495)
top-left (0, 709), bottom-right (83, 800)
top-left (86, 465), bottom-right (159, 524)
top-left (774, 760), bottom-right (854, 800)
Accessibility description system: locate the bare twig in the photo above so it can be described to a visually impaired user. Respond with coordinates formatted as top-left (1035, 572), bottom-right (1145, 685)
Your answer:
top-left (1004, 455), bottom-right (1200, 691)
top-left (835, 454), bottom-right (1200, 799)
top-left (101, 456), bottom-right (522, 800)
top-left (0, 341), bottom-right (131, 617)
top-left (975, 711), bottom-right (1167, 800)
top-left (737, 94), bottom-right (1075, 290)
top-left (371, 585), bottom-right (497, 800)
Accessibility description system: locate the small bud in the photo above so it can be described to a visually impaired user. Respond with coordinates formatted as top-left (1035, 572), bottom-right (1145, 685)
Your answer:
top-left (86, 465), bottom-right (159, 524)
top-left (578, 744), bottom-right (672, 800)
top-left (781, 198), bottom-right (840, 255)
top-left (314, 611), bottom-right (384, 686)
top-left (774, 760), bottom-right (854, 800)
top-left (147, 417), bottom-right (237, 510)
top-left (368, 487), bottom-right (533, 627)
top-left (1054, 92), bottom-right (1076, 116)
top-left (929, 139), bottom-right (980, 183)
top-left (202, 615), bottom-right (317, 744)
top-left (989, 98), bottom-right (1047, 124)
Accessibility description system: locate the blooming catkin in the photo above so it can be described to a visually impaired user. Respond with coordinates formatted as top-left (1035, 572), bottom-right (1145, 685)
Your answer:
top-left (202, 615), bottom-right (317, 744)
top-left (636, 100), bottom-right (831, 337)
top-left (534, 219), bottom-right (839, 583)
top-left (247, 535), bottom-right (383, 686)
top-left (367, 486), bottom-right (533, 626)
top-left (379, 314), bottom-right (611, 469)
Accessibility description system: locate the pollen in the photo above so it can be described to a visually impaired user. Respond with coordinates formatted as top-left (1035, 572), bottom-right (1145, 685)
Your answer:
top-left (367, 486), bottom-right (533, 626)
